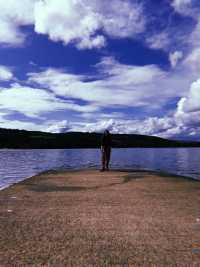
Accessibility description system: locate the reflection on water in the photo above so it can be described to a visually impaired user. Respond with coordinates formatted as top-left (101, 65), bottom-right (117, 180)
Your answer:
top-left (0, 148), bottom-right (200, 190)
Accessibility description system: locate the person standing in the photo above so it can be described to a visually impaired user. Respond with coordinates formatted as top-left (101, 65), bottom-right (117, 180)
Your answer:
top-left (101, 130), bottom-right (112, 171)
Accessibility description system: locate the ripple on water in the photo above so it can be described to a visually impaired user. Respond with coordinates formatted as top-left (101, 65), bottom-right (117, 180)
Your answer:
top-left (0, 148), bottom-right (200, 189)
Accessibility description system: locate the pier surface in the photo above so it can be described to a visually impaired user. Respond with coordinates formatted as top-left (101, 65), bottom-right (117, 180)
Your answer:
top-left (0, 169), bottom-right (200, 267)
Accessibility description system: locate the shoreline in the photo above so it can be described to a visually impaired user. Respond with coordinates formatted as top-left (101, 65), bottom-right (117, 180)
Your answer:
top-left (0, 169), bottom-right (200, 266)
top-left (1, 147), bottom-right (200, 150)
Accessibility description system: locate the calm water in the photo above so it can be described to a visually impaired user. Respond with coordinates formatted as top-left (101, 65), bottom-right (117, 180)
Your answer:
top-left (0, 148), bottom-right (200, 190)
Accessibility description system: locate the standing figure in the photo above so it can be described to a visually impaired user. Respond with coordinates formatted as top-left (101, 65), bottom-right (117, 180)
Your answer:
top-left (101, 130), bottom-right (112, 171)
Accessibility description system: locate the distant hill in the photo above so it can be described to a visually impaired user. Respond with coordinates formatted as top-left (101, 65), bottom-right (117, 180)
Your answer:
top-left (0, 128), bottom-right (199, 148)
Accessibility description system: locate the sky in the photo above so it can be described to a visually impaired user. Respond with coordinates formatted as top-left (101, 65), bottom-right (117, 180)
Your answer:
top-left (0, 0), bottom-right (200, 140)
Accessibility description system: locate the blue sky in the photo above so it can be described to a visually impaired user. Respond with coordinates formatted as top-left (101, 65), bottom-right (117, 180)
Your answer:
top-left (0, 0), bottom-right (200, 140)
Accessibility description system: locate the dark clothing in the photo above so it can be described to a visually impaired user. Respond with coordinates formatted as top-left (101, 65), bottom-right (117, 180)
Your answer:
top-left (101, 133), bottom-right (112, 170)
top-left (101, 146), bottom-right (111, 170)
top-left (101, 135), bottom-right (112, 147)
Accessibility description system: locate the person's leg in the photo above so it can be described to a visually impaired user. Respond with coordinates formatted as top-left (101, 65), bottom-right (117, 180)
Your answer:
top-left (101, 148), bottom-right (106, 171)
top-left (105, 148), bottom-right (111, 170)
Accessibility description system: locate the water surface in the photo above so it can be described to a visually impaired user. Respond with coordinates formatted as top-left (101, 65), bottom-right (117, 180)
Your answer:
top-left (0, 148), bottom-right (200, 190)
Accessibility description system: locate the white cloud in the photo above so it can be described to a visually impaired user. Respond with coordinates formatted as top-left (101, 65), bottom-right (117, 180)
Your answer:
top-left (146, 32), bottom-right (170, 50)
top-left (61, 113), bottom-right (199, 139)
top-left (98, 0), bottom-right (145, 37)
top-left (183, 13), bottom-right (200, 77)
top-left (169, 51), bottom-right (183, 67)
top-left (189, 18), bottom-right (200, 47)
top-left (184, 47), bottom-right (200, 70)
top-left (2, 54), bottom-right (198, 138)
top-left (0, 0), bottom-right (145, 47)
top-left (172, 78), bottom-right (200, 137)
top-left (49, 117), bottom-right (175, 137)
top-left (0, 83), bottom-right (68, 117)
top-left (28, 56), bottom-right (196, 114)
top-left (28, 59), bottom-right (170, 108)
top-left (1, 1), bottom-right (200, 140)
top-left (0, 66), bottom-right (13, 80)
top-left (46, 120), bottom-right (70, 133)
top-left (0, 118), bottom-right (43, 132)
top-left (34, 0), bottom-right (145, 49)
top-left (42, 77), bottom-right (200, 139)
top-left (0, 83), bottom-right (99, 118)
top-left (0, 109), bottom-right (46, 131)
top-left (171, 0), bottom-right (192, 8)
top-left (145, 1), bottom-right (199, 53)
top-left (176, 79), bottom-right (200, 113)
top-left (171, 0), bottom-right (193, 15)
top-left (79, 111), bottom-right (124, 120)
top-left (0, 0), bottom-right (197, 54)
top-left (0, 112), bottom-right (68, 132)
top-left (96, 57), bottom-right (165, 84)
top-left (77, 35), bottom-right (106, 50)
top-left (0, 0), bottom-right (35, 45)
top-left (78, 119), bottom-right (120, 133)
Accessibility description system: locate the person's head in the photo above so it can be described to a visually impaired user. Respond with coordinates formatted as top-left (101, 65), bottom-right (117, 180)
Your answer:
top-left (104, 130), bottom-right (110, 136)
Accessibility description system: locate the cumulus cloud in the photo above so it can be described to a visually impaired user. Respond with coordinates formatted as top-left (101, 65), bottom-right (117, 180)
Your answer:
top-left (2, 113), bottom-right (197, 140)
top-left (0, 66), bottom-right (13, 80)
top-left (0, 0), bottom-right (196, 53)
top-left (42, 77), bottom-right (200, 139)
top-left (169, 51), bottom-right (183, 67)
top-left (0, 0), bottom-right (35, 45)
top-left (1, 80), bottom-right (199, 139)
top-left (46, 110), bottom-right (199, 139)
top-left (46, 120), bottom-right (70, 133)
top-left (34, 0), bottom-right (103, 49)
top-left (45, 116), bottom-right (175, 137)
top-left (176, 79), bottom-right (200, 114)
top-left (34, 0), bottom-right (145, 49)
top-left (153, 78), bottom-right (200, 139)
top-left (171, 78), bottom-right (200, 138)
top-left (0, 0), bottom-right (145, 47)
top-left (7, 116), bottom-right (162, 135)
top-left (0, 0), bottom-right (198, 54)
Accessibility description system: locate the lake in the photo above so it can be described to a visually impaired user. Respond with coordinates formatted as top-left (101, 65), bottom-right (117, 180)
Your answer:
top-left (0, 148), bottom-right (200, 190)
